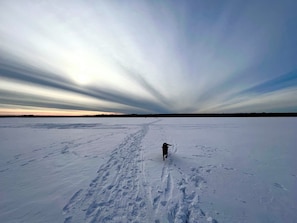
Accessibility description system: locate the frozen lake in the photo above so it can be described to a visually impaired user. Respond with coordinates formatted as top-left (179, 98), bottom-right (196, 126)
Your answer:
top-left (0, 117), bottom-right (296, 223)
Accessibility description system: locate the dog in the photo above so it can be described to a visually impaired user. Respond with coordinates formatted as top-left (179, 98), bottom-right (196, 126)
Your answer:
top-left (162, 143), bottom-right (171, 160)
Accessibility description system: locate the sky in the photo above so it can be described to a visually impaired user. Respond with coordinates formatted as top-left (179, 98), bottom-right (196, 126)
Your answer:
top-left (1, 0), bottom-right (297, 115)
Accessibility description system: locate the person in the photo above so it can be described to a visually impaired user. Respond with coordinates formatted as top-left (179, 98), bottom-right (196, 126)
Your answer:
top-left (162, 143), bottom-right (172, 161)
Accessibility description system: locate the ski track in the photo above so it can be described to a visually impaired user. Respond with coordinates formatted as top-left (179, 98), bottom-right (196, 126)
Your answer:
top-left (63, 122), bottom-right (218, 223)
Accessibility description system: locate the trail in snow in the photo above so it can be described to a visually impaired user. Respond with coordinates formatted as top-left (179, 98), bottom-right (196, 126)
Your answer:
top-left (63, 123), bottom-right (152, 223)
top-left (150, 144), bottom-right (215, 223)
top-left (63, 121), bottom-right (218, 223)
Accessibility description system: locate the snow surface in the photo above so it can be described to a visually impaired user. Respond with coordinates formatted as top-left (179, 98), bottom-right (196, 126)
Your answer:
top-left (0, 117), bottom-right (296, 223)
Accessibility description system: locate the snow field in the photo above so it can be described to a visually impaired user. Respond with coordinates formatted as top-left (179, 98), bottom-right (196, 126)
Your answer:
top-left (0, 117), bottom-right (297, 223)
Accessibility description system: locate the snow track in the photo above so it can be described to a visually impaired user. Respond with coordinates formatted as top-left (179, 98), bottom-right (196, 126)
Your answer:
top-left (63, 121), bottom-right (217, 223)
top-left (151, 147), bottom-right (213, 223)
top-left (63, 123), bottom-right (152, 223)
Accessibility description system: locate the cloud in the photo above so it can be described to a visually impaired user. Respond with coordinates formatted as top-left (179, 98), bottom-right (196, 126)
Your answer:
top-left (0, 0), bottom-right (297, 114)
top-left (0, 59), bottom-right (170, 114)
top-left (237, 70), bottom-right (297, 96)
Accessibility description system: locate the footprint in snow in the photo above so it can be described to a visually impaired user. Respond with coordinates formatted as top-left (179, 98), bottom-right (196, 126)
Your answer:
top-left (273, 183), bottom-right (287, 191)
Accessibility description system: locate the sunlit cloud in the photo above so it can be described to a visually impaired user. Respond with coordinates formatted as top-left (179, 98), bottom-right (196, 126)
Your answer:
top-left (0, 0), bottom-right (297, 115)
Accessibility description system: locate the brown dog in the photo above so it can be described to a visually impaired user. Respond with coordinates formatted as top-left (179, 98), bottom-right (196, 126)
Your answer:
top-left (162, 143), bottom-right (172, 160)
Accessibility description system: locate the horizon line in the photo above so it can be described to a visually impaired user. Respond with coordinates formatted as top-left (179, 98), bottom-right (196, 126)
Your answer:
top-left (1, 112), bottom-right (297, 118)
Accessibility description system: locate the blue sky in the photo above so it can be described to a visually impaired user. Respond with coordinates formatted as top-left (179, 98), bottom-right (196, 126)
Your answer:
top-left (0, 0), bottom-right (297, 115)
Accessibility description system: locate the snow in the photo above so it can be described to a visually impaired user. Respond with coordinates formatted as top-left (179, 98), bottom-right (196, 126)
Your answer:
top-left (0, 117), bottom-right (296, 223)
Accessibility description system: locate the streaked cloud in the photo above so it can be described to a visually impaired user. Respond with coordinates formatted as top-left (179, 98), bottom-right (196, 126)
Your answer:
top-left (0, 0), bottom-right (297, 114)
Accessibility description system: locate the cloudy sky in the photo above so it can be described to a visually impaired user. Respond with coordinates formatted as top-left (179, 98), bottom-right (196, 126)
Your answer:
top-left (1, 0), bottom-right (297, 115)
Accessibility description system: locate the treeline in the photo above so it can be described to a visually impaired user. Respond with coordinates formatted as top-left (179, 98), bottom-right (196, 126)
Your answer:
top-left (95, 113), bottom-right (296, 117)
top-left (1, 113), bottom-right (297, 118)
